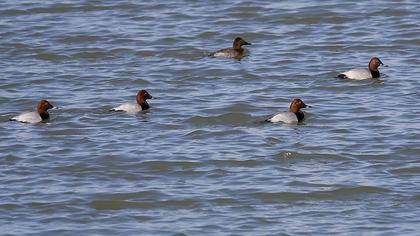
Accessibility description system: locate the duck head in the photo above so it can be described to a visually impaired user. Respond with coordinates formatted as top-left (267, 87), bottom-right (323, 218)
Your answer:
top-left (289, 98), bottom-right (308, 113)
top-left (233, 37), bottom-right (251, 50)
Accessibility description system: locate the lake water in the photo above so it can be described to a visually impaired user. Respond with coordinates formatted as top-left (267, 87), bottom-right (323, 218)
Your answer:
top-left (1, 0), bottom-right (419, 235)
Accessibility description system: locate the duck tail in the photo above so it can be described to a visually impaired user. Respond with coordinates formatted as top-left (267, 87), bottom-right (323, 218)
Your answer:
top-left (337, 74), bottom-right (347, 79)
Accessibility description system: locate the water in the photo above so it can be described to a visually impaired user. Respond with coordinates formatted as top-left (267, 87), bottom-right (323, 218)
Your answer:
top-left (1, 0), bottom-right (419, 235)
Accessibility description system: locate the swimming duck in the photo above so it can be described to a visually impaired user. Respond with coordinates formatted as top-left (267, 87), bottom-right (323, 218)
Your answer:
top-left (337, 57), bottom-right (385, 80)
top-left (111, 90), bottom-right (152, 113)
top-left (265, 98), bottom-right (309, 124)
top-left (210, 37), bottom-right (251, 59)
top-left (10, 100), bottom-right (54, 123)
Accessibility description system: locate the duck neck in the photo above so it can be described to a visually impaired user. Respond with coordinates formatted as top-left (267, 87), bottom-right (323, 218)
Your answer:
top-left (295, 110), bottom-right (304, 122)
top-left (233, 41), bottom-right (243, 51)
top-left (137, 96), bottom-right (150, 110)
top-left (139, 101), bottom-right (149, 110)
top-left (39, 112), bottom-right (50, 120)
top-left (370, 70), bottom-right (380, 78)
top-left (234, 47), bottom-right (243, 53)
top-left (290, 105), bottom-right (304, 122)
top-left (369, 61), bottom-right (380, 78)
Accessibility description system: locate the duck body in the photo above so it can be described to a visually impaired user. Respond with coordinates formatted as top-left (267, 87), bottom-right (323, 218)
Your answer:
top-left (11, 111), bottom-right (44, 123)
top-left (337, 68), bottom-right (374, 80)
top-left (10, 100), bottom-right (54, 123)
top-left (111, 90), bottom-right (152, 113)
top-left (210, 37), bottom-right (251, 59)
top-left (111, 103), bottom-right (143, 113)
top-left (211, 48), bottom-right (244, 58)
top-left (266, 98), bottom-right (308, 124)
top-left (337, 57), bottom-right (384, 80)
top-left (266, 112), bottom-right (300, 124)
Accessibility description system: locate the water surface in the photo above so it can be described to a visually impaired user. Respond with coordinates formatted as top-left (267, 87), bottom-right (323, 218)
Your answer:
top-left (1, 0), bottom-right (419, 235)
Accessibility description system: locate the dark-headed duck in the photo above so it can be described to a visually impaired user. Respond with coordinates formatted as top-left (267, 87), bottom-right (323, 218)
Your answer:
top-left (10, 100), bottom-right (54, 123)
top-left (111, 90), bottom-right (152, 113)
top-left (210, 37), bottom-right (251, 59)
top-left (266, 98), bottom-right (309, 124)
top-left (337, 57), bottom-right (385, 80)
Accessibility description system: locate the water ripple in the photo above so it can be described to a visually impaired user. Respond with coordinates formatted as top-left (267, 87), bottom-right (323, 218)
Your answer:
top-left (1, 0), bottom-right (419, 235)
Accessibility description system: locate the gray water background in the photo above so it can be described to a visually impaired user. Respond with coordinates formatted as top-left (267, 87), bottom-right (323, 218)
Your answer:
top-left (0, 0), bottom-right (419, 235)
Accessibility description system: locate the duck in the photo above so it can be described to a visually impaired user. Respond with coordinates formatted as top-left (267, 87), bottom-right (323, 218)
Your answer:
top-left (209, 37), bottom-right (251, 59)
top-left (265, 98), bottom-right (309, 124)
top-left (337, 57), bottom-right (385, 80)
top-left (10, 100), bottom-right (54, 123)
top-left (111, 90), bottom-right (152, 113)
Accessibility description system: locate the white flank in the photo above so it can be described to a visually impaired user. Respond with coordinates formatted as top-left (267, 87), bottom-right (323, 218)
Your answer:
top-left (341, 68), bottom-right (372, 80)
top-left (111, 103), bottom-right (142, 113)
top-left (11, 112), bottom-right (42, 123)
top-left (267, 112), bottom-right (298, 124)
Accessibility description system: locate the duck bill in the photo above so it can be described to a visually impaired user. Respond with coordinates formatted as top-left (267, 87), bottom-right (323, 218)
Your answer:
top-left (378, 59), bottom-right (386, 67)
top-left (243, 41), bottom-right (252, 45)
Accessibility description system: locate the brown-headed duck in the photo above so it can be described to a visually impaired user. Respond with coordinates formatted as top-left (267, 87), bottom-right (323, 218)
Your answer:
top-left (111, 90), bottom-right (152, 113)
top-left (10, 100), bottom-right (54, 123)
top-left (210, 37), bottom-right (251, 59)
top-left (337, 57), bottom-right (385, 80)
top-left (265, 98), bottom-right (309, 124)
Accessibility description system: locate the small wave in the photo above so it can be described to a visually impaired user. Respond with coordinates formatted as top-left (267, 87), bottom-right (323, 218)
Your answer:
top-left (184, 129), bottom-right (247, 139)
top-left (94, 191), bottom-right (163, 201)
top-left (389, 166), bottom-right (420, 175)
top-left (0, 9), bottom-right (30, 16)
top-left (33, 53), bottom-right (69, 61)
top-left (0, 203), bottom-right (20, 210)
top-left (209, 159), bottom-right (272, 167)
top-left (250, 186), bottom-right (390, 201)
top-left (72, 51), bottom-right (112, 59)
top-left (139, 160), bottom-right (203, 171)
top-left (56, 35), bottom-right (102, 44)
top-left (185, 113), bottom-right (253, 126)
top-left (29, 4), bottom-right (77, 14)
top-left (89, 199), bottom-right (198, 210)
top-left (25, 3), bottom-right (117, 15)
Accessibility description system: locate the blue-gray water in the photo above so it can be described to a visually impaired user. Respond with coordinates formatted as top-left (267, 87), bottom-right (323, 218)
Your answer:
top-left (1, 0), bottom-right (419, 235)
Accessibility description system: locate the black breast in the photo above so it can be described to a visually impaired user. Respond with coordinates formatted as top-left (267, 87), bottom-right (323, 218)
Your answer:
top-left (371, 70), bottom-right (380, 78)
top-left (140, 102), bottom-right (149, 110)
top-left (295, 111), bottom-right (304, 122)
top-left (39, 112), bottom-right (50, 120)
